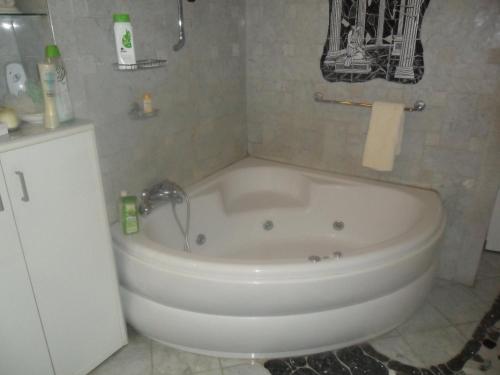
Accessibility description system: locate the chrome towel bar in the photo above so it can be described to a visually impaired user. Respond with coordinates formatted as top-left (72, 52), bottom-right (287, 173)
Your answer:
top-left (313, 92), bottom-right (426, 112)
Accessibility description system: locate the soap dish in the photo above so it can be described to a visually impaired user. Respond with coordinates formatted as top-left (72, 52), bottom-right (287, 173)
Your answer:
top-left (129, 102), bottom-right (159, 120)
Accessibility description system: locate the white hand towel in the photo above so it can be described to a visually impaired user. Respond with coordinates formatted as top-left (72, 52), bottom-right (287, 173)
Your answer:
top-left (362, 101), bottom-right (405, 172)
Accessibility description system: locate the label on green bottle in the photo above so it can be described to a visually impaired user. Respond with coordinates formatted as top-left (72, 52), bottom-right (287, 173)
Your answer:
top-left (122, 30), bottom-right (132, 49)
top-left (121, 196), bottom-right (139, 235)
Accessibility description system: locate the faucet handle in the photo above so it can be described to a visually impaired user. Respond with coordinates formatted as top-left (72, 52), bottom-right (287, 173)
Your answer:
top-left (139, 189), bottom-right (152, 216)
top-left (139, 203), bottom-right (152, 216)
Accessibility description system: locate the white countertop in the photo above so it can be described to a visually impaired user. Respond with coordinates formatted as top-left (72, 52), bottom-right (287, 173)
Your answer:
top-left (0, 120), bottom-right (94, 153)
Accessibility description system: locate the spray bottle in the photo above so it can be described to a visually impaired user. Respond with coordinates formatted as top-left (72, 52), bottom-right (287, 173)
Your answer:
top-left (45, 45), bottom-right (74, 122)
top-left (37, 63), bottom-right (59, 129)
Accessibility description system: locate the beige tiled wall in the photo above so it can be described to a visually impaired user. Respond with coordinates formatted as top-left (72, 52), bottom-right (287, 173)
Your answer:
top-left (45, 0), bottom-right (499, 285)
top-left (246, 0), bottom-right (500, 285)
top-left (48, 0), bottom-right (247, 221)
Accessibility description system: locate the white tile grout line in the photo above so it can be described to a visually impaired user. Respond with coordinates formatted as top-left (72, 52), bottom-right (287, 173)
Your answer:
top-left (398, 325), bottom-right (473, 368)
top-left (393, 280), bottom-right (490, 366)
top-left (425, 280), bottom-right (496, 327)
top-left (454, 321), bottom-right (480, 340)
top-left (397, 333), bottom-right (428, 367)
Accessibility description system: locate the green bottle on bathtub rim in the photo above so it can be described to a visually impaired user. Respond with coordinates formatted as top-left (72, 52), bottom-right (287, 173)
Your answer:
top-left (120, 191), bottom-right (139, 235)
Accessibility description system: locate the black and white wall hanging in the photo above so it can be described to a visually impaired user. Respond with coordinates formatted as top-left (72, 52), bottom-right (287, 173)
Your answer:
top-left (321, 0), bottom-right (430, 84)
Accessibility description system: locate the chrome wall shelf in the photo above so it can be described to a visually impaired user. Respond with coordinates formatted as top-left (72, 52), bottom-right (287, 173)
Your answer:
top-left (0, 12), bottom-right (48, 16)
top-left (129, 102), bottom-right (159, 120)
top-left (113, 59), bottom-right (167, 72)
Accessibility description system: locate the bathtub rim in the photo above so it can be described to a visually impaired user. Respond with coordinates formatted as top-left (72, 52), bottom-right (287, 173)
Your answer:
top-left (112, 217), bottom-right (445, 281)
top-left (111, 158), bottom-right (446, 280)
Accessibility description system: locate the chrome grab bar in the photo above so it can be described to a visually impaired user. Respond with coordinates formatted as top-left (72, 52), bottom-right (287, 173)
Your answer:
top-left (313, 92), bottom-right (426, 112)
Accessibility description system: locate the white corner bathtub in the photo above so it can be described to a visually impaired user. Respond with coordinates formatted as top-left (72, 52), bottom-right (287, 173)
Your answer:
top-left (111, 158), bottom-right (446, 359)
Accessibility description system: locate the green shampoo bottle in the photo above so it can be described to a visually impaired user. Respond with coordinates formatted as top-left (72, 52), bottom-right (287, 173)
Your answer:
top-left (120, 191), bottom-right (139, 235)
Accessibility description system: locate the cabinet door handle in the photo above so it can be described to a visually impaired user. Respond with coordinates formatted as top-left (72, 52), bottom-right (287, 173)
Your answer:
top-left (15, 171), bottom-right (30, 202)
top-left (0, 193), bottom-right (4, 212)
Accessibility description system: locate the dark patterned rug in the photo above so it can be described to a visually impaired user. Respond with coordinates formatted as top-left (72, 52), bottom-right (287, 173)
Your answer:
top-left (265, 295), bottom-right (500, 375)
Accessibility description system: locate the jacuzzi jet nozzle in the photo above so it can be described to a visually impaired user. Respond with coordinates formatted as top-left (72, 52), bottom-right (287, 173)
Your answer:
top-left (196, 234), bottom-right (206, 245)
top-left (333, 221), bottom-right (345, 231)
top-left (263, 220), bottom-right (274, 231)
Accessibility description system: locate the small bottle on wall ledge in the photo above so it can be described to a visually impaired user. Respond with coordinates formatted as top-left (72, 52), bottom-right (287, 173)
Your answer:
top-left (143, 93), bottom-right (153, 114)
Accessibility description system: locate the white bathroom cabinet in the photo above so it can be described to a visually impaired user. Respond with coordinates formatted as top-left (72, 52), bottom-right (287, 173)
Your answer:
top-left (0, 122), bottom-right (127, 375)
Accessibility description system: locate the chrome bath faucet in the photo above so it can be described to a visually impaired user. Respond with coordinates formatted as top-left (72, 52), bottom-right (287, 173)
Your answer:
top-left (140, 179), bottom-right (186, 215)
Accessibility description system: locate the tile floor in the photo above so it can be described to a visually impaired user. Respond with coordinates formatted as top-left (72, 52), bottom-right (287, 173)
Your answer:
top-left (90, 251), bottom-right (500, 375)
